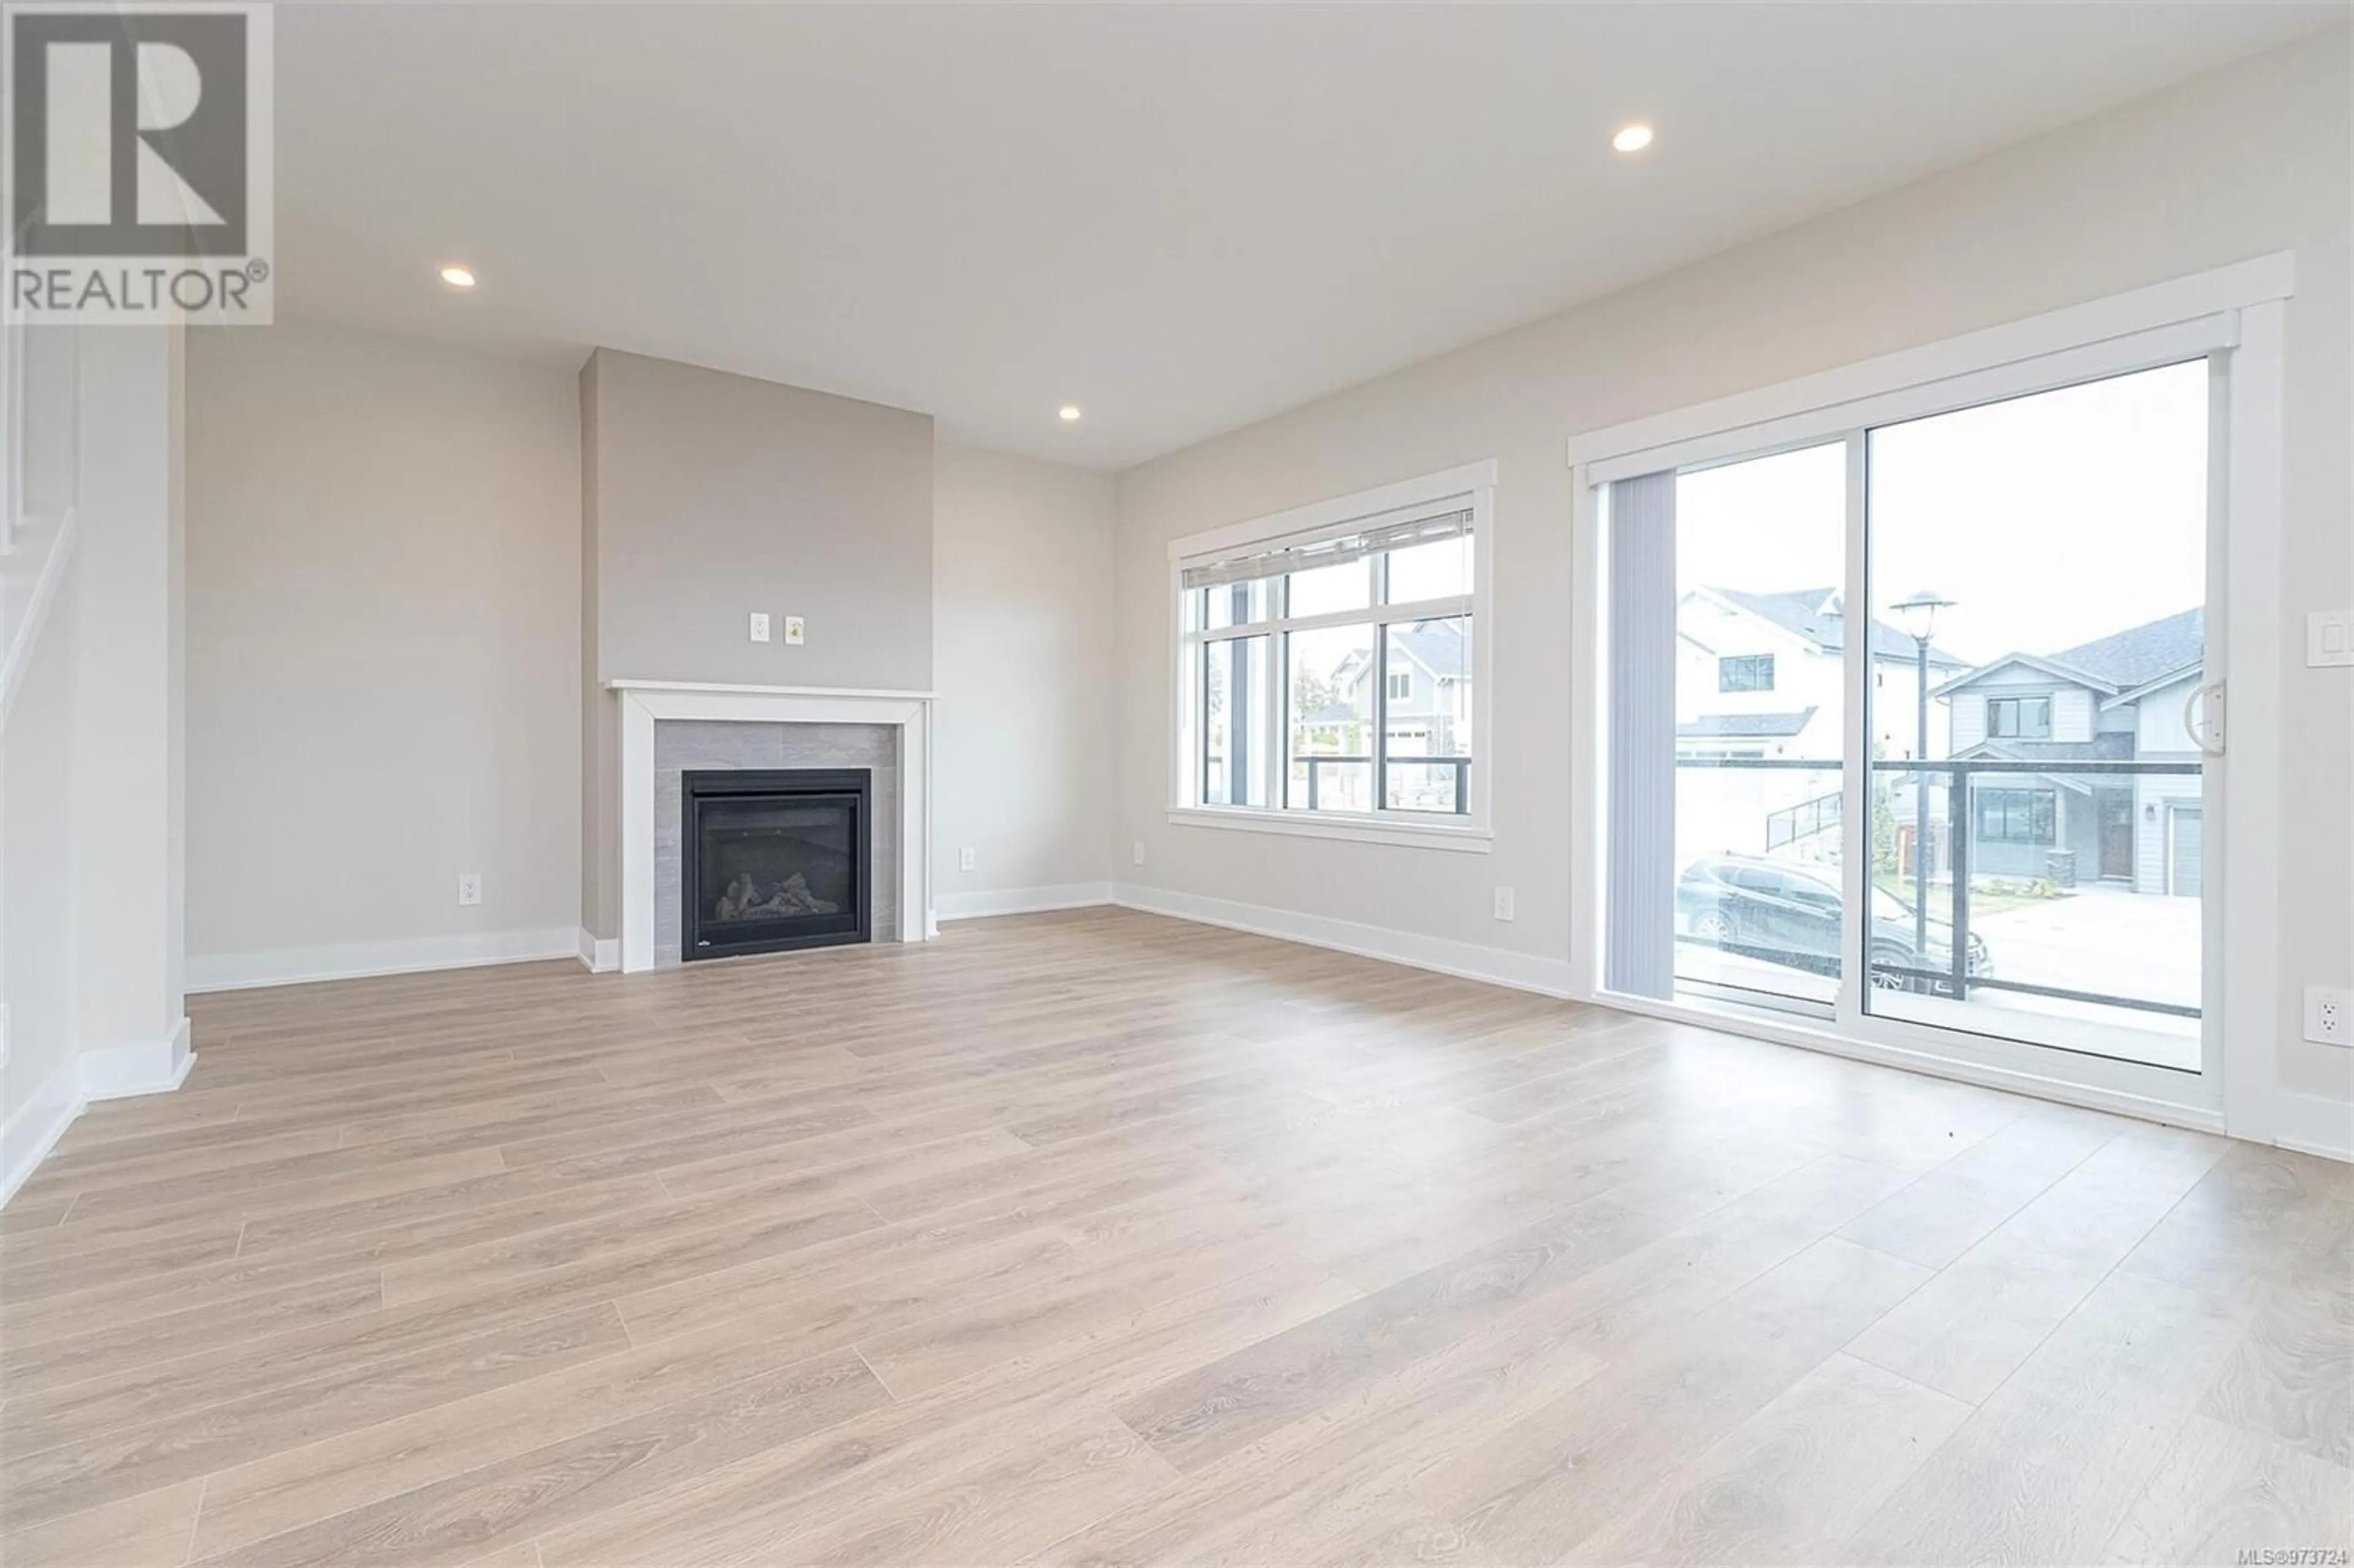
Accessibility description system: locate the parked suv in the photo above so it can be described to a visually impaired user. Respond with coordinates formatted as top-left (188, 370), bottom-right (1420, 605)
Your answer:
top-left (1675, 853), bottom-right (1991, 994)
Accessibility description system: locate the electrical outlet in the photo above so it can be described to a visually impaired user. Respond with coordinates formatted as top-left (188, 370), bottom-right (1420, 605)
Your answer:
top-left (783, 615), bottom-right (806, 645)
top-left (1132, 840), bottom-right (1146, 866)
top-left (748, 612), bottom-right (771, 643)
top-left (1493, 886), bottom-right (1516, 922)
top-left (2306, 985), bottom-right (2352, 1047)
top-left (959, 846), bottom-right (977, 872)
top-left (457, 873), bottom-right (483, 907)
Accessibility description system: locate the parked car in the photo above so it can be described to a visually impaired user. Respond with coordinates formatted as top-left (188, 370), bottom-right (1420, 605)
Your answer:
top-left (1675, 853), bottom-right (1991, 994)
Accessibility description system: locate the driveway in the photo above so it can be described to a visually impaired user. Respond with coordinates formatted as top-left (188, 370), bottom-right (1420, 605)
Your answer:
top-left (1970, 882), bottom-right (2201, 1014)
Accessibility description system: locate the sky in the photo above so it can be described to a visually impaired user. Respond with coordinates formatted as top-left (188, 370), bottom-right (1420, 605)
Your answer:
top-left (1672, 359), bottom-right (2209, 668)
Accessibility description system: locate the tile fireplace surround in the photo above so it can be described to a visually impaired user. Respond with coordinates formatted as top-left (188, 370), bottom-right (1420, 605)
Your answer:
top-left (607, 682), bottom-right (935, 974)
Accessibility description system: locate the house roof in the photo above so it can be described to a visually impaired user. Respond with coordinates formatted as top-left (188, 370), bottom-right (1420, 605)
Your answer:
top-left (1390, 620), bottom-right (1468, 680)
top-left (2047, 607), bottom-right (2204, 690)
top-left (1956, 733), bottom-right (2136, 766)
top-left (1708, 587), bottom-right (1966, 667)
top-left (1954, 733), bottom-right (2136, 795)
top-left (1677, 707), bottom-right (1819, 740)
top-left (1933, 606), bottom-right (2204, 699)
top-left (1335, 620), bottom-right (1468, 690)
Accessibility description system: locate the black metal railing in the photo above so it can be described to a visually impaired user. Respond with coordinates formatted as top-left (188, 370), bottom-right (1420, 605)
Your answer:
top-left (1291, 754), bottom-right (1471, 813)
top-left (1766, 788), bottom-right (1843, 851)
top-left (1674, 755), bottom-right (2201, 1019)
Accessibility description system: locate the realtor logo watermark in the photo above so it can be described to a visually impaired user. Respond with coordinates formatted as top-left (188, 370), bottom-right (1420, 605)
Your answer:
top-left (3, 1), bottom-right (272, 323)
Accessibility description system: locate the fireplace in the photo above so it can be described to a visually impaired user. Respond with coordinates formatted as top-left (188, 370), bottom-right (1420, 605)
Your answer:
top-left (682, 769), bottom-right (872, 961)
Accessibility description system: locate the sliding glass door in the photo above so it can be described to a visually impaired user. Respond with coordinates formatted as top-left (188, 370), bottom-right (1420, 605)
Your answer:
top-left (1602, 354), bottom-right (2217, 1081)
top-left (1860, 361), bottom-right (2209, 1068)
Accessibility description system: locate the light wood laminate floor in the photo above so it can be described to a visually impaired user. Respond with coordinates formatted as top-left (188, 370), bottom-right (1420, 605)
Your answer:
top-left (3, 908), bottom-right (2347, 1567)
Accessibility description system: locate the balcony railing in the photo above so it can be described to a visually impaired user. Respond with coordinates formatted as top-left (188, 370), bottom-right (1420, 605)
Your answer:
top-left (1765, 788), bottom-right (1842, 851)
top-left (1292, 754), bottom-right (1471, 813)
top-left (1675, 755), bottom-right (2201, 1020)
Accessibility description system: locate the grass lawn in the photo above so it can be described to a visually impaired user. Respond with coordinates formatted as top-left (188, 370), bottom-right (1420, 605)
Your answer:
top-left (1874, 869), bottom-right (2058, 919)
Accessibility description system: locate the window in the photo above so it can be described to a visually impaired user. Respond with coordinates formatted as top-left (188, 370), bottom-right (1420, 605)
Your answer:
top-left (1976, 787), bottom-right (2057, 845)
top-left (1987, 696), bottom-right (2052, 739)
top-left (1718, 654), bottom-right (1776, 693)
top-left (1171, 463), bottom-right (1491, 845)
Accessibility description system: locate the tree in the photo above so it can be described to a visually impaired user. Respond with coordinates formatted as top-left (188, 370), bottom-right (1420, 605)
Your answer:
top-left (1870, 739), bottom-right (1899, 877)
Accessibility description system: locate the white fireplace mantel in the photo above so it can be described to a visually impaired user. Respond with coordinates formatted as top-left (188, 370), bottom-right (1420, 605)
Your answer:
top-left (607, 679), bottom-right (937, 973)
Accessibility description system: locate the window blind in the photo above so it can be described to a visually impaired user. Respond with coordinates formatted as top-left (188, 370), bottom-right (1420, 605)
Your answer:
top-left (1178, 506), bottom-right (1472, 592)
top-left (1604, 471), bottom-right (1676, 1000)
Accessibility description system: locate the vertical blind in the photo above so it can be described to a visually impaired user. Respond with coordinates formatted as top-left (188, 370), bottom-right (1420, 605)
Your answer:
top-left (1604, 471), bottom-right (1676, 1000)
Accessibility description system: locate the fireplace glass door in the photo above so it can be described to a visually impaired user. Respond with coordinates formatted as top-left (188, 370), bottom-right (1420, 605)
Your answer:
top-left (683, 770), bottom-right (872, 959)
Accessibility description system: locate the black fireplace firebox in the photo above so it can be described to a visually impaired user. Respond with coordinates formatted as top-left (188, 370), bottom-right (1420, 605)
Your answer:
top-left (682, 769), bottom-right (872, 961)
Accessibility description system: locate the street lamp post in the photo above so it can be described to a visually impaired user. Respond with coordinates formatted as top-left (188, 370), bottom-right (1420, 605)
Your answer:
top-left (1890, 590), bottom-right (1957, 972)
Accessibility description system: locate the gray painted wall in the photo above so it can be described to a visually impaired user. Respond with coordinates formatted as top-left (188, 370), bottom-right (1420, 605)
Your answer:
top-left (582, 349), bottom-right (934, 690)
top-left (581, 349), bottom-right (935, 937)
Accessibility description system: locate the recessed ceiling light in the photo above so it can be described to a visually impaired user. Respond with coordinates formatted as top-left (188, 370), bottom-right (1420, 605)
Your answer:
top-left (439, 265), bottom-right (477, 289)
top-left (1612, 124), bottom-right (1654, 154)
top-left (1059, 405), bottom-right (1082, 422)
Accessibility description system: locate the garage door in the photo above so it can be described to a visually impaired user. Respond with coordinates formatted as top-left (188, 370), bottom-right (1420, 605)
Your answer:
top-left (2171, 805), bottom-right (2203, 897)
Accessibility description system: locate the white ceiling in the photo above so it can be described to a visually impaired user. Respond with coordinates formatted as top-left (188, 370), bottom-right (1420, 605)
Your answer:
top-left (272, 2), bottom-right (2339, 468)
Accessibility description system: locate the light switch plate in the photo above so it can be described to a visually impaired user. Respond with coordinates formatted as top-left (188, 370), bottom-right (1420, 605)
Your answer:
top-left (783, 615), bottom-right (806, 645)
top-left (748, 612), bottom-right (771, 643)
top-left (2308, 609), bottom-right (2353, 668)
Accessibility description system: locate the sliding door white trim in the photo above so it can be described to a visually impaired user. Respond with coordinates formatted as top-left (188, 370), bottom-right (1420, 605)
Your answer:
top-left (2215, 298), bottom-right (2286, 1146)
top-left (1567, 258), bottom-right (2294, 1145)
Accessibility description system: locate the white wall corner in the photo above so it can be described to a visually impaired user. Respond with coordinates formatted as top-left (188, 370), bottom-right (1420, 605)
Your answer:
top-left (935, 883), bottom-right (1114, 922)
top-left (0, 1050), bottom-right (83, 1209)
top-left (578, 928), bottom-right (619, 973)
top-left (80, 1016), bottom-right (194, 1102)
top-left (186, 927), bottom-right (581, 994)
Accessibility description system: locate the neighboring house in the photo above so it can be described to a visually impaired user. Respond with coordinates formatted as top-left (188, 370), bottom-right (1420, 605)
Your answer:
top-left (1676, 586), bottom-right (1968, 759)
top-left (1298, 618), bottom-right (1472, 811)
top-left (1930, 607), bottom-right (2204, 894)
top-left (1674, 586), bottom-right (1964, 859)
top-left (1320, 619), bottom-right (1472, 756)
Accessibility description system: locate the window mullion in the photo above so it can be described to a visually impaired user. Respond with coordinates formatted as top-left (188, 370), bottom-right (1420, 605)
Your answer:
top-left (1373, 551), bottom-right (1390, 813)
top-left (1273, 569), bottom-right (1290, 813)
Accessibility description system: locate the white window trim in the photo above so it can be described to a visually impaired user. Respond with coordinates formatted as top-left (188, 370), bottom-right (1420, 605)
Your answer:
top-left (1167, 459), bottom-right (1496, 851)
top-left (1566, 254), bottom-right (2295, 1147)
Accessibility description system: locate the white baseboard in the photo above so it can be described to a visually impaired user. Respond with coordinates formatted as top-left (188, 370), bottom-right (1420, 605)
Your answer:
top-left (577, 929), bottom-right (620, 974)
top-left (80, 1017), bottom-right (195, 1102)
top-left (2263, 1089), bottom-right (2354, 1164)
top-left (186, 927), bottom-right (580, 994)
top-left (936, 882), bottom-right (1115, 922)
top-left (1111, 881), bottom-right (1577, 997)
top-left (1, 1018), bottom-right (196, 1209)
top-left (1, 1051), bottom-right (83, 1209)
